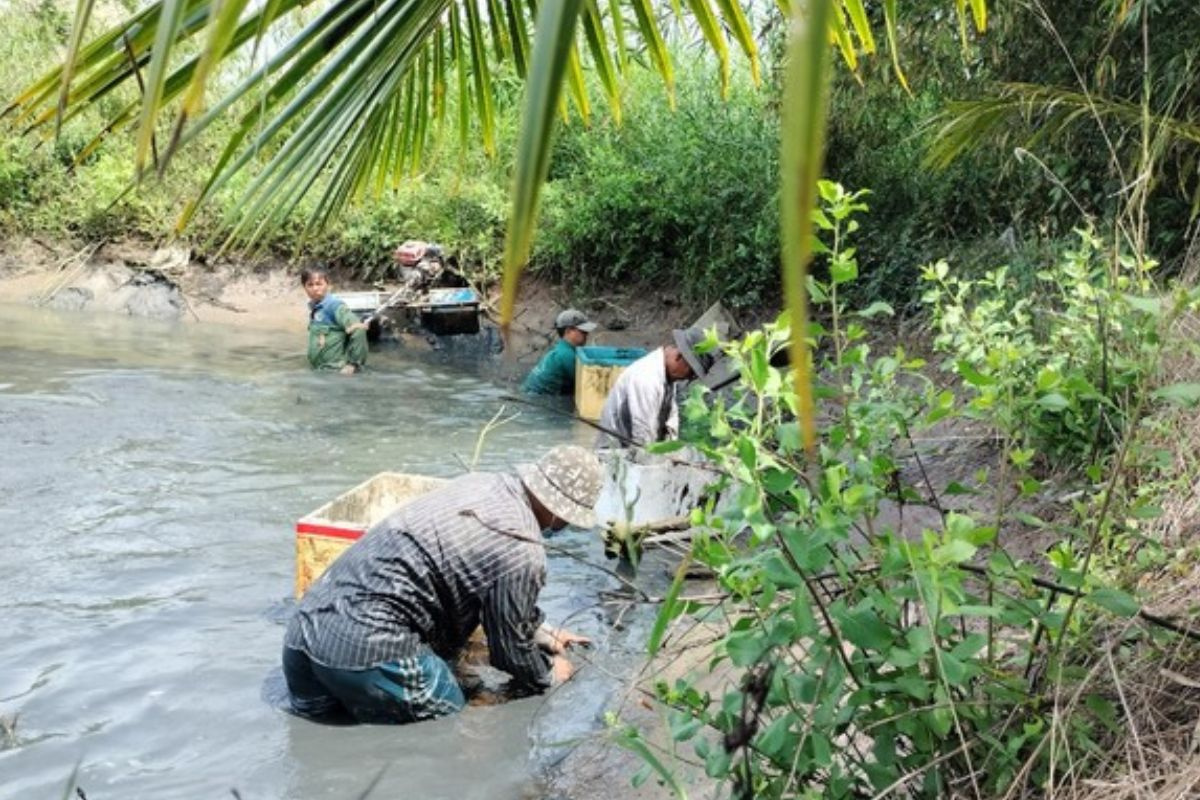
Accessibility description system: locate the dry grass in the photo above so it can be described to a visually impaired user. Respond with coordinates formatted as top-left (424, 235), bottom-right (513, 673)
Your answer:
top-left (1061, 311), bottom-right (1200, 799)
top-left (1063, 645), bottom-right (1200, 800)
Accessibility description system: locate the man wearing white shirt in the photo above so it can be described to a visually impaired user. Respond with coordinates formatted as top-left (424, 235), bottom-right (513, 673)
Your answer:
top-left (596, 327), bottom-right (714, 448)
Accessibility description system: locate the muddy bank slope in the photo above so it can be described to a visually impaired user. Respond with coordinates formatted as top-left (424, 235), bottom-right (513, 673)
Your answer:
top-left (0, 236), bottom-right (736, 366)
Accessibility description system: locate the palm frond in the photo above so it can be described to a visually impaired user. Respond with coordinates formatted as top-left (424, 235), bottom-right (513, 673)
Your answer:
top-left (499, 0), bottom-right (584, 332)
top-left (925, 82), bottom-right (1200, 171)
top-left (781, 0), bottom-right (833, 458)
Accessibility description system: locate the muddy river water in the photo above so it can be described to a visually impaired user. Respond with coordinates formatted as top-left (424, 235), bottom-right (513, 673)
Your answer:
top-left (0, 303), bottom-right (655, 799)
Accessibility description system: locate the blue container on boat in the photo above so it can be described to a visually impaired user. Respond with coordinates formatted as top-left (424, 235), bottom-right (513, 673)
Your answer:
top-left (417, 287), bottom-right (482, 335)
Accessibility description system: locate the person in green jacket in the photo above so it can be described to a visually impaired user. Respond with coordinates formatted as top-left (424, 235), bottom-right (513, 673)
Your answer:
top-left (302, 266), bottom-right (369, 374)
top-left (521, 309), bottom-right (597, 395)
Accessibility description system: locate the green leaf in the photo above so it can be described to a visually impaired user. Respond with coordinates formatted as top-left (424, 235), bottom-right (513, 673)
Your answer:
top-left (810, 729), bottom-right (832, 767)
top-left (1037, 392), bottom-right (1070, 411)
top-left (779, 0), bottom-right (834, 460)
top-left (1130, 503), bottom-right (1163, 520)
top-left (934, 538), bottom-right (976, 564)
top-left (830, 257), bottom-right (858, 285)
top-left (133, 0), bottom-right (188, 174)
top-left (756, 714), bottom-right (795, 758)
top-left (842, 0), bottom-right (876, 53)
top-left (646, 439), bottom-right (688, 454)
top-left (885, 647), bottom-right (920, 668)
top-left (647, 553), bottom-right (690, 657)
top-left (669, 713), bottom-right (703, 742)
top-left (56, 0), bottom-right (99, 136)
top-left (1087, 588), bottom-right (1139, 618)
top-left (763, 553), bottom-right (805, 589)
top-left (612, 728), bottom-right (689, 798)
top-left (1123, 294), bottom-right (1164, 315)
top-left (928, 705), bottom-right (953, 737)
top-left (579, 1), bottom-right (620, 120)
top-left (704, 746), bottom-right (731, 778)
top-left (1085, 694), bottom-right (1120, 733)
top-left (725, 630), bottom-right (766, 666)
top-left (748, 345), bottom-right (769, 392)
top-left (839, 609), bottom-right (893, 651)
top-left (1035, 368), bottom-right (1060, 391)
top-left (956, 360), bottom-right (995, 387)
top-left (854, 301), bottom-right (894, 318)
top-left (880, 0), bottom-right (910, 93)
top-left (736, 436), bottom-right (757, 472)
top-left (1153, 383), bottom-right (1200, 407)
top-left (938, 651), bottom-right (969, 685)
top-left (499, 0), bottom-right (584, 329)
top-left (710, 0), bottom-right (760, 85)
top-left (680, 0), bottom-right (730, 97)
top-left (628, 0), bottom-right (675, 107)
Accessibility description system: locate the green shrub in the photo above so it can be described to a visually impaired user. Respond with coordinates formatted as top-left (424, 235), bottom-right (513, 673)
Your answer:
top-left (626, 182), bottom-right (1200, 798)
top-left (534, 63), bottom-right (780, 309)
top-left (921, 228), bottom-right (1163, 465)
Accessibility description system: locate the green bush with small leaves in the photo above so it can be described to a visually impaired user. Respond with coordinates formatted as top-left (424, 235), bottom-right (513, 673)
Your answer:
top-left (617, 181), bottom-right (1200, 798)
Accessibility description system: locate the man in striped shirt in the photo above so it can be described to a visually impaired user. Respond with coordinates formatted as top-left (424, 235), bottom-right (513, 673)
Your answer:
top-left (282, 444), bottom-right (604, 724)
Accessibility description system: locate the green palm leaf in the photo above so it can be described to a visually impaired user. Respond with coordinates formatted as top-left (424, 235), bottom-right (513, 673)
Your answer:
top-left (499, 0), bottom-right (584, 333)
top-left (712, 0), bottom-right (759, 85)
top-left (134, 0), bottom-right (188, 174)
top-left (781, 0), bottom-right (833, 457)
top-left (681, 0), bottom-right (731, 97)
top-left (925, 82), bottom-right (1200, 171)
top-left (57, 0), bottom-right (98, 136)
top-left (628, 0), bottom-right (674, 109)
top-left (582, 0), bottom-right (622, 121)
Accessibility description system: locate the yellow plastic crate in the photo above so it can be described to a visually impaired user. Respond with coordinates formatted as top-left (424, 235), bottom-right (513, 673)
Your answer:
top-left (574, 346), bottom-right (647, 422)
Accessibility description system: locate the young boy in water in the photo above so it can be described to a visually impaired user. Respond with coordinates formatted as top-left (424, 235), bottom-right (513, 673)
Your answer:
top-left (301, 266), bottom-right (368, 374)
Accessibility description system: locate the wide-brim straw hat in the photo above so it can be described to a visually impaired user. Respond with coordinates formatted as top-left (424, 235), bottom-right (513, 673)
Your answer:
top-left (517, 445), bottom-right (603, 529)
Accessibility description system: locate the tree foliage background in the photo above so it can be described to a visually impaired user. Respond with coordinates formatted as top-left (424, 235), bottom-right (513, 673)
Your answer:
top-left (0, 0), bottom-right (1196, 308)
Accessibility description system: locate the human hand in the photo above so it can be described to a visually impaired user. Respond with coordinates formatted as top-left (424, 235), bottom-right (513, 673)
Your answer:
top-left (551, 655), bottom-right (575, 685)
top-left (536, 625), bottom-right (591, 655)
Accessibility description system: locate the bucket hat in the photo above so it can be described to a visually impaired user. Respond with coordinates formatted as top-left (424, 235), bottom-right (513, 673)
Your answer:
top-left (517, 445), bottom-right (604, 528)
top-left (555, 308), bottom-right (598, 333)
top-left (672, 327), bottom-right (716, 380)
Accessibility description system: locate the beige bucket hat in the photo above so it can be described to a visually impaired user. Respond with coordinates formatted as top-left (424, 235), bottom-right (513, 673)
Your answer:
top-left (517, 445), bottom-right (604, 529)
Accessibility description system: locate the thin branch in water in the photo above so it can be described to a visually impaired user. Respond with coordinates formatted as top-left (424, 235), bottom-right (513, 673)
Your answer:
top-left (470, 403), bottom-right (520, 469)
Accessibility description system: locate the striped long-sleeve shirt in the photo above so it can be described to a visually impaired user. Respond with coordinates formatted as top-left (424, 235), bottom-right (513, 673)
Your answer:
top-left (284, 472), bottom-right (552, 691)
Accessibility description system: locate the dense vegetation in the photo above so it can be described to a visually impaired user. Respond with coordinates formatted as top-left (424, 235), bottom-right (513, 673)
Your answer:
top-left (4, 1), bottom-right (1200, 796)
top-left (610, 182), bottom-right (1200, 797)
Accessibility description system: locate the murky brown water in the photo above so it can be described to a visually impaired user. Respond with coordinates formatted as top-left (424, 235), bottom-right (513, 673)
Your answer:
top-left (0, 302), bottom-right (652, 799)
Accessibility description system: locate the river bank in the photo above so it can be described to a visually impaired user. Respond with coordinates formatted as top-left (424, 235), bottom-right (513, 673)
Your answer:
top-left (0, 235), bottom-right (721, 371)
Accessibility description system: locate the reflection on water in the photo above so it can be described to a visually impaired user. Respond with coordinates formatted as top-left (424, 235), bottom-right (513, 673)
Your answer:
top-left (0, 302), bottom-right (643, 799)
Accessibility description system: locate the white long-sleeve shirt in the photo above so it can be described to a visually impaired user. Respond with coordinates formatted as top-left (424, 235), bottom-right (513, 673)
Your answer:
top-left (596, 347), bottom-right (678, 448)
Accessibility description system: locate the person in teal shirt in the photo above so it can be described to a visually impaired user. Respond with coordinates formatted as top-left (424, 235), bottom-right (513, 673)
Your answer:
top-left (302, 266), bottom-right (369, 374)
top-left (521, 309), bottom-right (597, 395)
